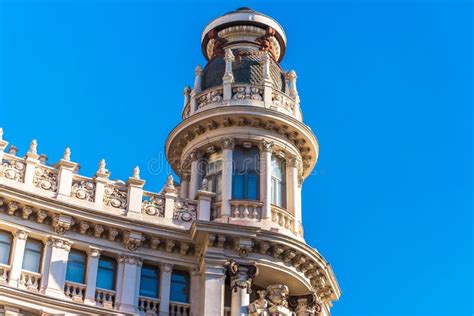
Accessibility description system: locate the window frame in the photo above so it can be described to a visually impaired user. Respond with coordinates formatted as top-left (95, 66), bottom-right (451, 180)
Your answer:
top-left (270, 154), bottom-right (287, 208)
top-left (0, 230), bottom-right (12, 265)
top-left (170, 270), bottom-right (190, 303)
top-left (22, 238), bottom-right (43, 273)
top-left (139, 264), bottom-right (160, 298)
top-left (96, 256), bottom-right (117, 291)
top-left (65, 249), bottom-right (87, 284)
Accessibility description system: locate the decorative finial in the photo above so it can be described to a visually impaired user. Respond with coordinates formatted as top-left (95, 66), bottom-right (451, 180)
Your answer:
top-left (8, 145), bottom-right (18, 155)
top-left (194, 65), bottom-right (202, 75)
top-left (183, 85), bottom-right (191, 95)
top-left (224, 48), bottom-right (235, 61)
top-left (28, 139), bottom-right (37, 155)
top-left (97, 159), bottom-right (108, 174)
top-left (39, 154), bottom-right (48, 164)
top-left (165, 174), bottom-right (176, 193)
top-left (63, 147), bottom-right (71, 161)
top-left (132, 166), bottom-right (140, 179)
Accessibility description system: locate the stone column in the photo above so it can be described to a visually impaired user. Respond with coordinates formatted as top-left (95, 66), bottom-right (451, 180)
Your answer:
top-left (203, 265), bottom-right (226, 316)
top-left (180, 172), bottom-right (190, 199)
top-left (261, 51), bottom-right (273, 107)
top-left (228, 262), bottom-right (258, 316)
top-left (223, 48), bottom-right (235, 100)
top-left (196, 189), bottom-right (215, 221)
top-left (127, 166), bottom-right (145, 216)
top-left (220, 138), bottom-right (235, 218)
top-left (190, 65), bottom-right (202, 115)
top-left (287, 70), bottom-right (301, 118)
top-left (164, 175), bottom-right (178, 219)
top-left (39, 238), bottom-right (53, 293)
top-left (83, 247), bottom-right (101, 305)
top-left (43, 236), bottom-right (72, 298)
top-left (259, 140), bottom-right (274, 219)
top-left (56, 148), bottom-right (78, 198)
top-left (116, 255), bottom-right (142, 313)
top-left (159, 263), bottom-right (173, 315)
top-left (287, 157), bottom-right (301, 233)
top-left (188, 149), bottom-right (203, 200)
top-left (190, 268), bottom-right (202, 316)
top-left (8, 230), bottom-right (28, 288)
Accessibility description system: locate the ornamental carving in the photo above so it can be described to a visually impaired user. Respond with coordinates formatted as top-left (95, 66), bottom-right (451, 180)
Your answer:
top-left (197, 89), bottom-right (223, 108)
top-left (227, 261), bottom-right (258, 294)
top-left (0, 157), bottom-right (25, 182)
top-left (103, 185), bottom-right (127, 209)
top-left (71, 180), bottom-right (95, 202)
top-left (33, 167), bottom-right (58, 192)
top-left (123, 232), bottom-right (143, 251)
top-left (48, 237), bottom-right (72, 251)
top-left (272, 92), bottom-right (295, 112)
top-left (173, 199), bottom-right (197, 222)
top-left (232, 86), bottom-right (263, 101)
top-left (141, 195), bottom-right (164, 217)
top-left (289, 293), bottom-right (322, 316)
top-left (52, 214), bottom-right (73, 235)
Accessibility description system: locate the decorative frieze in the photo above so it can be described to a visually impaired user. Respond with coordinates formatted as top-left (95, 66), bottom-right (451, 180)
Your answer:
top-left (173, 199), bottom-right (197, 222)
top-left (103, 185), bottom-right (127, 209)
top-left (142, 193), bottom-right (165, 217)
top-left (0, 156), bottom-right (25, 182)
top-left (71, 180), bottom-right (95, 202)
top-left (33, 167), bottom-right (58, 192)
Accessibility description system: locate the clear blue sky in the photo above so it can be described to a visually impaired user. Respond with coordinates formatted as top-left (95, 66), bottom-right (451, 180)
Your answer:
top-left (0, 1), bottom-right (471, 315)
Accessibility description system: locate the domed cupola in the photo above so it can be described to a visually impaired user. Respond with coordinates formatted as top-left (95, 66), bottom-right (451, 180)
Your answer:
top-left (167, 7), bottom-right (319, 241)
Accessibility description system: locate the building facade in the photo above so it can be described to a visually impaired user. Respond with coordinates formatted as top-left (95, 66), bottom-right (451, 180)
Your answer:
top-left (0, 7), bottom-right (340, 316)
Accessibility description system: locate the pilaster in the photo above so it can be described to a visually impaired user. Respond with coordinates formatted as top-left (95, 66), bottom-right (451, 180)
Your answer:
top-left (84, 247), bottom-right (101, 305)
top-left (116, 254), bottom-right (143, 313)
top-left (159, 263), bottom-right (173, 315)
top-left (43, 236), bottom-right (72, 299)
top-left (8, 229), bottom-right (29, 288)
top-left (259, 139), bottom-right (274, 219)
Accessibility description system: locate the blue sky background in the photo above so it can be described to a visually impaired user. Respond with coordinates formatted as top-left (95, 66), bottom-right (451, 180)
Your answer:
top-left (0, 1), bottom-right (471, 315)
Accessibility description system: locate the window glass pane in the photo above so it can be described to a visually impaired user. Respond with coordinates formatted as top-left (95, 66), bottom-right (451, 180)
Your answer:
top-left (0, 231), bottom-right (12, 265)
top-left (96, 257), bottom-right (116, 290)
top-left (140, 265), bottom-right (160, 298)
top-left (247, 173), bottom-right (258, 200)
top-left (232, 174), bottom-right (244, 199)
top-left (22, 239), bottom-right (42, 273)
top-left (66, 250), bottom-right (86, 284)
top-left (215, 174), bottom-right (222, 201)
top-left (170, 271), bottom-right (190, 303)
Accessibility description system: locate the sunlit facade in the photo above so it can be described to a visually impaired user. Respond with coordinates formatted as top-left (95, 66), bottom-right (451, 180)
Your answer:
top-left (0, 7), bottom-right (340, 316)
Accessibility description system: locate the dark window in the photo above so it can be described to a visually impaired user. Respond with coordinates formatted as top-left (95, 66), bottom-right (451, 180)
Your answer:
top-left (170, 271), bottom-right (190, 303)
top-left (204, 152), bottom-right (223, 200)
top-left (22, 239), bottom-right (42, 273)
top-left (140, 264), bottom-right (160, 298)
top-left (96, 257), bottom-right (116, 290)
top-left (66, 249), bottom-right (87, 284)
top-left (0, 231), bottom-right (12, 265)
top-left (232, 146), bottom-right (259, 200)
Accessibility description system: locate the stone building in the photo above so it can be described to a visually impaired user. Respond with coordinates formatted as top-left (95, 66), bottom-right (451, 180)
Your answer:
top-left (0, 7), bottom-right (340, 316)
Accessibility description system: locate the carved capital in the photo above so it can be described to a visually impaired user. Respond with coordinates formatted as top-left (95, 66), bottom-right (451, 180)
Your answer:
top-left (227, 261), bottom-right (258, 294)
top-left (259, 139), bottom-right (274, 153)
top-left (52, 214), bottom-right (73, 235)
top-left (87, 247), bottom-right (102, 258)
top-left (119, 254), bottom-right (142, 265)
top-left (161, 263), bottom-right (173, 273)
top-left (189, 149), bottom-right (203, 161)
top-left (220, 137), bottom-right (235, 150)
top-left (48, 237), bottom-right (72, 251)
top-left (180, 172), bottom-right (191, 182)
top-left (15, 230), bottom-right (28, 240)
top-left (123, 231), bottom-right (143, 251)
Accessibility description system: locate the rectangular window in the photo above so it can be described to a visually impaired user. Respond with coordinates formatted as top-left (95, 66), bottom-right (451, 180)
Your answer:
top-left (66, 249), bottom-right (86, 284)
top-left (170, 271), bottom-right (190, 303)
top-left (271, 155), bottom-right (286, 208)
top-left (140, 265), bottom-right (160, 298)
top-left (0, 231), bottom-right (12, 265)
top-left (22, 239), bottom-right (43, 273)
top-left (96, 257), bottom-right (116, 290)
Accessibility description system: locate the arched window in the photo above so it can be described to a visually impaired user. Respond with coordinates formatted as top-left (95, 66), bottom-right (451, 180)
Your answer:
top-left (22, 239), bottom-right (43, 273)
top-left (96, 256), bottom-right (116, 290)
top-left (204, 152), bottom-right (223, 200)
top-left (232, 146), bottom-right (259, 200)
top-left (170, 270), bottom-right (190, 303)
top-left (0, 230), bottom-right (12, 265)
top-left (140, 264), bottom-right (160, 298)
top-left (66, 249), bottom-right (87, 284)
top-left (271, 155), bottom-right (286, 208)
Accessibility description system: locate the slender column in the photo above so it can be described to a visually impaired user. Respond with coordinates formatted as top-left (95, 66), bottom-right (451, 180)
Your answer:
top-left (39, 239), bottom-right (53, 293)
top-left (180, 172), bottom-right (190, 198)
top-left (43, 236), bottom-right (72, 298)
top-left (259, 140), bottom-right (274, 219)
top-left (220, 138), bottom-right (234, 218)
top-left (8, 230), bottom-right (28, 288)
top-left (287, 70), bottom-right (301, 118)
top-left (190, 65), bottom-right (202, 115)
top-left (56, 148), bottom-right (78, 198)
top-left (261, 51), bottom-right (273, 107)
top-left (228, 262), bottom-right (258, 316)
top-left (164, 175), bottom-right (178, 218)
top-left (159, 263), bottom-right (173, 315)
top-left (127, 166), bottom-right (145, 216)
top-left (296, 180), bottom-right (303, 235)
top-left (190, 268), bottom-right (202, 316)
top-left (116, 255), bottom-right (142, 313)
top-left (287, 157), bottom-right (301, 232)
top-left (223, 48), bottom-right (235, 100)
top-left (84, 247), bottom-right (101, 305)
top-left (196, 190), bottom-right (215, 221)
top-left (188, 149), bottom-right (203, 199)
top-left (183, 86), bottom-right (191, 109)
top-left (203, 265), bottom-right (226, 316)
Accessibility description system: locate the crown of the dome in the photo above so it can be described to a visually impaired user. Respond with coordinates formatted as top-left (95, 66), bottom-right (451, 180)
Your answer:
top-left (201, 7), bottom-right (287, 62)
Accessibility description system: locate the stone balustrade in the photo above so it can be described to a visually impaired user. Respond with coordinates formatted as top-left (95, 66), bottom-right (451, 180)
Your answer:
top-left (0, 263), bottom-right (10, 284)
top-left (64, 281), bottom-right (86, 302)
top-left (182, 82), bottom-right (298, 120)
top-left (271, 205), bottom-right (296, 233)
top-left (230, 200), bottom-right (263, 220)
top-left (138, 296), bottom-right (160, 314)
top-left (95, 288), bottom-right (116, 309)
top-left (19, 270), bottom-right (41, 292)
top-left (169, 301), bottom-right (191, 316)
